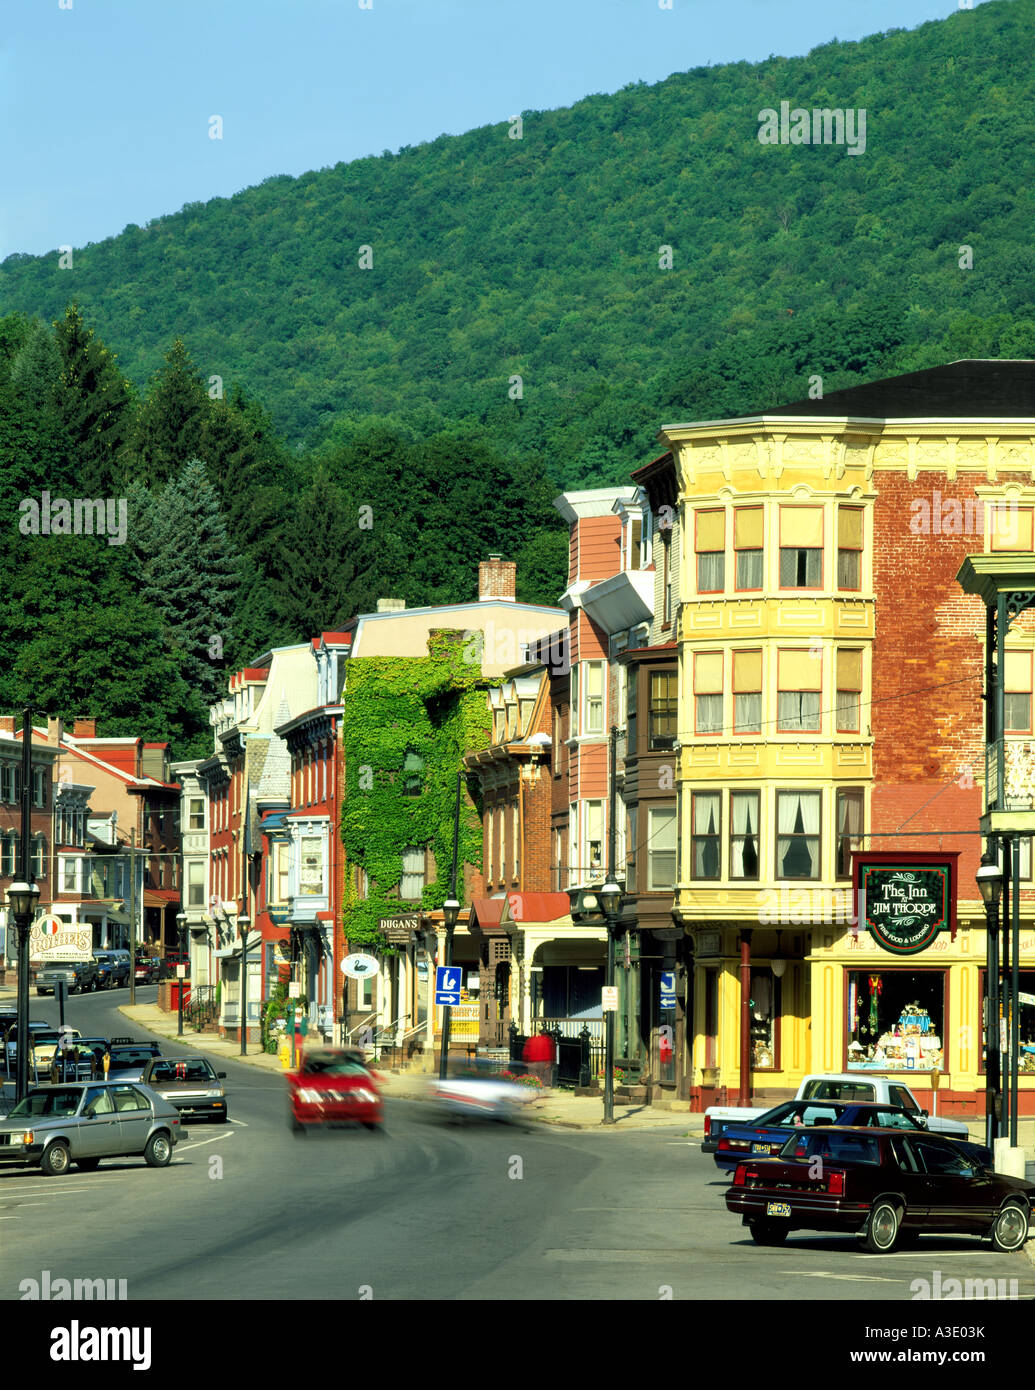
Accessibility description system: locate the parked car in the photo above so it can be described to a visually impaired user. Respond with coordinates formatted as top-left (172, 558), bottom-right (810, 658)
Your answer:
top-left (95, 950), bottom-right (129, 988)
top-left (158, 951), bottom-right (190, 982)
top-left (105, 1041), bottom-right (163, 1082)
top-left (140, 1057), bottom-right (228, 1122)
top-left (36, 957), bottom-right (99, 996)
top-left (286, 1048), bottom-right (384, 1133)
top-left (0, 1080), bottom-right (183, 1175)
top-left (133, 956), bottom-right (160, 984)
top-left (703, 1072), bottom-right (970, 1149)
top-left (91, 951), bottom-right (117, 989)
top-left (725, 1126), bottom-right (1033, 1251)
top-left (713, 1100), bottom-right (935, 1172)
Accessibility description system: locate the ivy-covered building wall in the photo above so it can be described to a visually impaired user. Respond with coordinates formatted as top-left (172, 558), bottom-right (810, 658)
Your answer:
top-left (339, 632), bottom-right (496, 955)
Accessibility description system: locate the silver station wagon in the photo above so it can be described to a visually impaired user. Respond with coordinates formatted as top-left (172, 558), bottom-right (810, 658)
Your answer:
top-left (0, 1081), bottom-right (183, 1176)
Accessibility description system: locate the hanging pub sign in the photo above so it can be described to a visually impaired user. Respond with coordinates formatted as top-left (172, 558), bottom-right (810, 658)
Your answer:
top-left (851, 852), bottom-right (959, 955)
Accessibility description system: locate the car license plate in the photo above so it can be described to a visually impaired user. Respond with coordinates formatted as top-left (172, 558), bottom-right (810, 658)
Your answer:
top-left (752, 1142), bottom-right (773, 1154)
top-left (766, 1201), bottom-right (792, 1218)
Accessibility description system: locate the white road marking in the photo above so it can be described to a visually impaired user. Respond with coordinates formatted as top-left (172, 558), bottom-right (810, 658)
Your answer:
top-left (781, 1270), bottom-right (906, 1283)
top-left (177, 1132), bottom-right (234, 1153)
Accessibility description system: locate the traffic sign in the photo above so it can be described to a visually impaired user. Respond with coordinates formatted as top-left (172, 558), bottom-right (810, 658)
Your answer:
top-left (435, 965), bottom-right (463, 1006)
top-left (660, 970), bottom-right (676, 1008)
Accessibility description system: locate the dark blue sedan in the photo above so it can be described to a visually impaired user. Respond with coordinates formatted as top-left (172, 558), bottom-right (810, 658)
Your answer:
top-left (713, 1101), bottom-right (931, 1172)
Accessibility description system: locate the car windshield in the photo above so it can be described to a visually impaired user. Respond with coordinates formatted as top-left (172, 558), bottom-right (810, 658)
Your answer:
top-left (780, 1131), bottom-right (883, 1164)
top-left (301, 1055), bottom-right (369, 1078)
top-left (751, 1101), bottom-right (846, 1127)
top-left (7, 1088), bottom-right (83, 1118)
top-left (148, 1061), bottom-right (216, 1083)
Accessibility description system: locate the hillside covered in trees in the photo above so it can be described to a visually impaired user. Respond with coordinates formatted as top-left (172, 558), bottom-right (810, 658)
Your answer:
top-left (2, 0), bottom-right (1034, 487)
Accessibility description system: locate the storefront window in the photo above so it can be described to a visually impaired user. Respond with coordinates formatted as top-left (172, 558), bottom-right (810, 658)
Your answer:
top-left (750, 968), bottom-right (779, 1069)
top-left (979, 970), bottom-right (1035, 1075)
top-left (846, 970), bottom-right (946, 1071)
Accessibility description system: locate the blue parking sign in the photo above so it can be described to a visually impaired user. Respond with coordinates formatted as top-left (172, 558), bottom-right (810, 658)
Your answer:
top-left (660, 971), bottom-right (676, 1008)
top-left (435, 965), bottom-right (463, 1006)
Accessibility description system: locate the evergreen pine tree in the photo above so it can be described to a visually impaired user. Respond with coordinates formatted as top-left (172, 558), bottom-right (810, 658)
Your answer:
top-left (133, 459), bottom-right (240, 707)
top-left (131, 339), bottom-right (211, 488)
top-left (52, 303), bottom-right (137, 496)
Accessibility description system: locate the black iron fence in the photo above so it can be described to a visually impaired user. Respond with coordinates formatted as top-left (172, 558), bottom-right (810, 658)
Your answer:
top-left (509, 1022), bottom-right (600, 1087)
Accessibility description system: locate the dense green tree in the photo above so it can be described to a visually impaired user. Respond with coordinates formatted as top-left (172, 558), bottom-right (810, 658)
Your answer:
top-left (130, 459), bottom-right (240, 707)
top-left (270, 469), bottom-right (365, 639)
top-left (0, 534), bottom-right (209, 754)
top-left (52, 302), bottom-right (137, 496)
top-left (130, 339), bottom-right (211, 488)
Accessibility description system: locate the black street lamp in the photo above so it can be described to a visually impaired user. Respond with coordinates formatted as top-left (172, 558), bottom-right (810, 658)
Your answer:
top-left (598, 877), bottom-right (623, 1127)
top-left (7, 879), bottom-right (40, 1103)
top-left (238, 913), bottom-right (251, 1056)
top-left (976, 850), bottom-right (1003, 1147)
top-left (175, 910), bottom-right (187, 1036)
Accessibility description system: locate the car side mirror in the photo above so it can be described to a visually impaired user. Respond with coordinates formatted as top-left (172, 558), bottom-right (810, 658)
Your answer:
top-left (217, 1072), bottom-right (226, 1078)
top-left (920, 1109), bottom-right (929, 1118)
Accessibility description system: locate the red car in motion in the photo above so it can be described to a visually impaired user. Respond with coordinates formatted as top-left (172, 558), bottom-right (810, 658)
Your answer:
top-left (286, 1048), bottom-right (384, 1134)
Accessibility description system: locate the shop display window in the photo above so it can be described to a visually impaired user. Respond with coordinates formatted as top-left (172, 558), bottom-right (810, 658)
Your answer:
top-left (750, 968), bottom-right (780, 1069)
top-left (978, 969), bottom-right (1035, 1075)
top-left (846, 970), bottom-right (946, 1071)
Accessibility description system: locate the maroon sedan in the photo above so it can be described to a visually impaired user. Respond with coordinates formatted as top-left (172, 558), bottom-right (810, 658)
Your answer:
top-left (726, 1126), bottom-right (1033, 1252)
top-left (287, 1048), bottom-right (384, 1133)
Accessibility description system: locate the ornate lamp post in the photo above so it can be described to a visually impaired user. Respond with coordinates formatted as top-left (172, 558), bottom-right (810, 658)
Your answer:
top-left (175, 910), bottom-right (187, 1036)
top-left (238, 913), bottom-right (251, 1056)
top-left (7, 879), bottom-right (40, 1102)
top-left (598, 876), bottom-right (623, 1126)
top-left (976, 850), bottom-right (1003, 1147)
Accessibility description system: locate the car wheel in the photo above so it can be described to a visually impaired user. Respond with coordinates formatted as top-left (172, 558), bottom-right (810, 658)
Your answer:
top-left (41, 1142), bottom-right (71, 1177)
top-left (748, 1220), bottom-right (788, 1245)
top-left (144, 1132), bottom-right (172, 1168)
top-left (290, 1116), bottom-right (306, 1135)
top-left (364, 1122), bottom-right (385, 1134)
top-left (862, 1199), bottom-right (902, 1253)
top-left (991, 1201), bottom-right (1029, 1252)
top-left (76, 1158), bottom-right (100, 1172)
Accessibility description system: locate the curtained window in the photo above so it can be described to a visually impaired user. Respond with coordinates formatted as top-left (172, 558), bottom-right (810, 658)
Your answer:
top-left (729, 791), bottom-right (760, 880)
top-left (776, 791), bottom-right (821, 879)
top-left (690, 792), bottom-right (721, 880)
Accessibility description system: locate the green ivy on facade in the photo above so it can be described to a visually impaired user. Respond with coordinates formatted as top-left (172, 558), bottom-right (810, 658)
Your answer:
top-left (340, 633), bottom-right (497, 953)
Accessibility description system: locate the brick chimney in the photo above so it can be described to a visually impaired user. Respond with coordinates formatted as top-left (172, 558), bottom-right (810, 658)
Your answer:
top-left (47, 716), bottom-right (64, 746)
top-left (0, 716), bottom-right (14, 735)
top-left (478, 554), bottom-right (516, 602)
top-left (73, 718), bottom-right (97, 738)
top-left (376, 599), bottom-right (406, 613)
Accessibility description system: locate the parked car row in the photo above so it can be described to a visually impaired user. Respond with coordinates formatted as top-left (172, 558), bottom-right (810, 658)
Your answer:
top-left (35, 949), bottom-right (134, 995)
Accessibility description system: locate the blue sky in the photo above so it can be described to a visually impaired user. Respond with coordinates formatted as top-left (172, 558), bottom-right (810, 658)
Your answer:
top-left (0, 0), bottom-right (995, 259)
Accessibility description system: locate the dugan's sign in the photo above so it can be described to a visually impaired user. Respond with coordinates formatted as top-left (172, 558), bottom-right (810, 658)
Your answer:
top-left (852, 853), bottom-right (959, 955)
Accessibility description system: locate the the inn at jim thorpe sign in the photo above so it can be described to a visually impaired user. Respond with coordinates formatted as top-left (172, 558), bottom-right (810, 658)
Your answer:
top-left (851, 852), bottom-right (959, 956)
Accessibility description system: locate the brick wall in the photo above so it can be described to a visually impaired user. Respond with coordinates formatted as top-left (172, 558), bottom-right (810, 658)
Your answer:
top-left (872, 473), bottom-right (985, 786)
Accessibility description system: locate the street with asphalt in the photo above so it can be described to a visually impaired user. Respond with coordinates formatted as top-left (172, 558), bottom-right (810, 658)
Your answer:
top-left (2, 984), bottom-right (1034, 1303)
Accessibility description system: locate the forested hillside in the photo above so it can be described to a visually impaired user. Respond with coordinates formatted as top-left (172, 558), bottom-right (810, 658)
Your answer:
top-left (2, 0), bottom-right (1034, 486)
